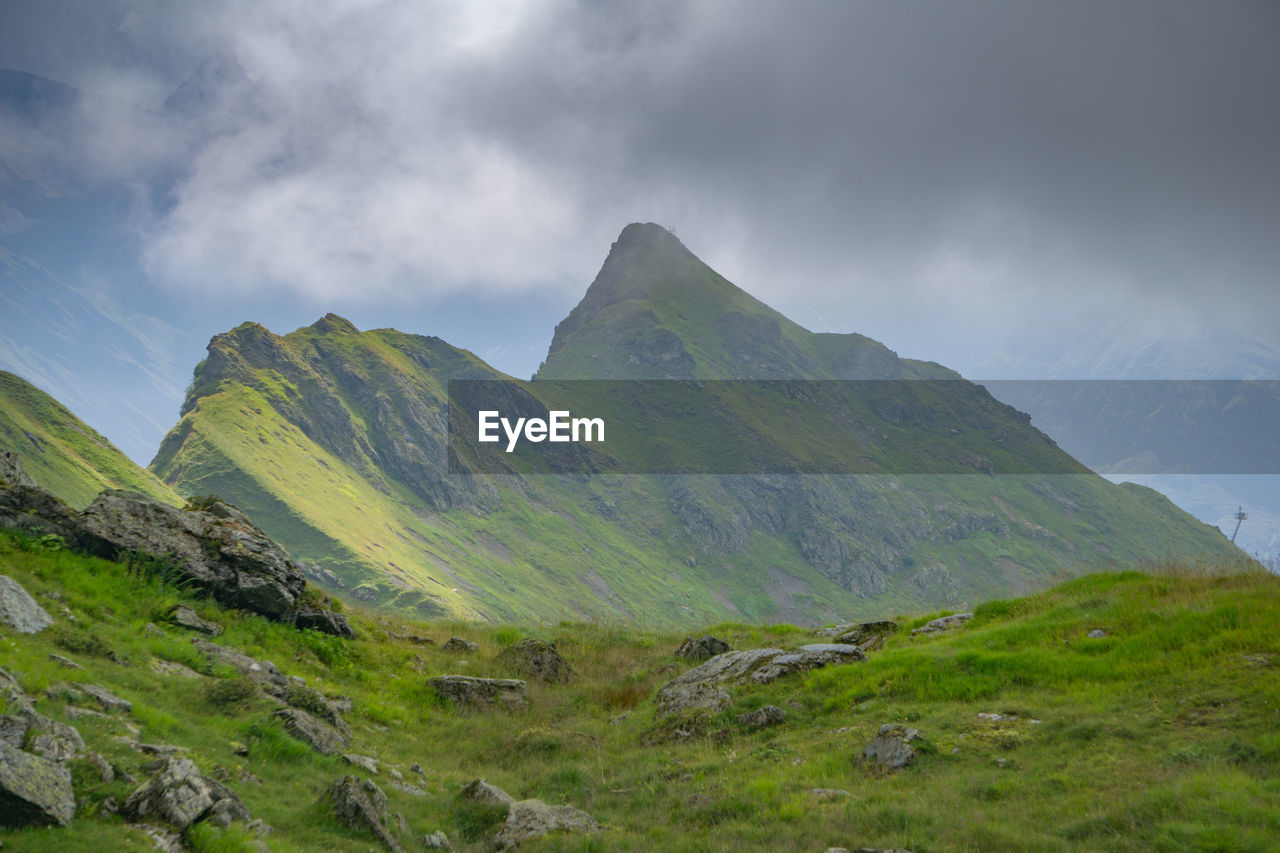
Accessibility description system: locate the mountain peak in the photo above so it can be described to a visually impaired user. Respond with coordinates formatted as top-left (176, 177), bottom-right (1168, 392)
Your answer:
top-left (310, 313), bottom-right (359, 335)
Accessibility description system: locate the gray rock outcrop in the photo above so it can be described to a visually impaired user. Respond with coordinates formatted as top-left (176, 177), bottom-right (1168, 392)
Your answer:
top-left (0, 740), bottom-right (76, 827)
top-left (862, 724), bottom-right (924, 769)
top-left (738, 705), bottom-right (786, 728)
top-left (496, 638), bottom-right (574, 683)
top-left (675, 635), bottom-right (731, 660)
top-left (429, 676), bottom-right (528, 710)
top-left (441, 637), bottom-right (478, 653)
top-left (495, 799), bottom-right (600, 849)
top-left (0, 575), bottom-right (53, 634)
top-left (274, 708), bottom-right (348, 755)
top-left (166, 604), bottom-right (223, 636)
top-left (656, 644), bottom-right (864, 712)
top-left (655, 682), bottom-right (732, 718)
top-left (829, 620), bottom-right (899, 652)
top-left (0, 449), bottom-right (36, 488)
top-left (910, 613), bottom-right (972, 637)
top-left (122, 756), bottom-right (250, 832)
top-left (461, 778), bottom-right (516, 807)
top-left (327, 775), bottom-right (401, 852)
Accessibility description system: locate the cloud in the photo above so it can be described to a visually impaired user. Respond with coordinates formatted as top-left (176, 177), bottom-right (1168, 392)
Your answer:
top-left (7, 0), bottom-right (1280, 355)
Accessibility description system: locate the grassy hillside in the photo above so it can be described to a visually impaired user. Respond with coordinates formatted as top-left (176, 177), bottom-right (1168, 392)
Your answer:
top-left (1, 532), bottom-right (1275, 851)
top-left (0, 370), bottom-right (181, 508)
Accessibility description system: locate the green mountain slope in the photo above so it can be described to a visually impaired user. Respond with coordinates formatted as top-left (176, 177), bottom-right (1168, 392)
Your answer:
top-left (1, 532), bottom-right (1274, 851)
top-left (148, 226), bottom-right (1239, 626)
top-left (0, 370), bottom-right (180, 507)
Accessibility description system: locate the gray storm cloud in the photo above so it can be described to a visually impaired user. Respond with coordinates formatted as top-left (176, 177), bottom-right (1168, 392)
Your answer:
top-left (3, 0), bottom-right (1278, 350)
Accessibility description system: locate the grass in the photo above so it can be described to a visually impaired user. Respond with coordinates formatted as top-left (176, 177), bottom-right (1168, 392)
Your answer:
top-left (2, 529), bottom-right (1277, 850)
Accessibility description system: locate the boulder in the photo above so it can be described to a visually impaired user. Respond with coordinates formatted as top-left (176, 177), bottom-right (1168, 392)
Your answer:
top-left (274, 708), bottom-right (348, 755)
top-left (675, 635), bottom-right (731, 661)
top-left (193, 638), bottom-right (292, 695)
top-left (82, 683), bottom-right (133, 714)
top-left (495, 799), bottom-right (600, 849)
top-left (421, 829), bottom-right (454, 849)
top-left (165, 604), bottom-right (223, 636)
top-left (342, 753), bottom-right (380, 774)
top-left (441, 637), bottom-right (478, 653)
top-left (831, 620), bottom-right (899, 652)
top-left (0, 740), bottom-right (76, 826)
top-left (862, 724), bottom-right (923, 769)
top-left (79, 491), bottom-right (306, 623)
top-left (0, 574), bottom-right (53, 634)
top-left (0, 449), bottom-right (36, 488)
top-left (462, 778), bottom-right (516, 807)
top-left (496, 638), bottom-right (574, 684)
top-left (655, 645), bottom-right (864, 714)
top-left (327, 775), bottom-right (401, 852)
top-left (737, 705), bottom-right (786, 729)
top-left (429, 676), bottom-right (528, 711)
top-left (910, 613), bottom-right (972, 637)
top-left (295, 605), bottom-right (355, 638)
top-left (122, 756), bottom-right (249, 832)
top-left (655, 682), bottom-right (732, 718)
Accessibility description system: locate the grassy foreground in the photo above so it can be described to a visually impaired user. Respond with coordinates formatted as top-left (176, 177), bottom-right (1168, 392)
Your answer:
top-left (1, 532), bottom-right (1277, 851)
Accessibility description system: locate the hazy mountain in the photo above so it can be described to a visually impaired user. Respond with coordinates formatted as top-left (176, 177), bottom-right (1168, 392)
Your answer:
top-left (145, 225), bottom-right (1238, 626)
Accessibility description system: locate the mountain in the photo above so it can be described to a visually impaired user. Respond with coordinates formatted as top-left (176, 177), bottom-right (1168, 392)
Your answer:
top-left (144, 225), bottom-right (1240, 626)
top-left (0, 370), bottom-right (180, 508)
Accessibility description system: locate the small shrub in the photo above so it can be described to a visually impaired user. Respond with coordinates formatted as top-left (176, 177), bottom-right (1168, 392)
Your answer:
top-left (454, 800), bottom-right (507, 842)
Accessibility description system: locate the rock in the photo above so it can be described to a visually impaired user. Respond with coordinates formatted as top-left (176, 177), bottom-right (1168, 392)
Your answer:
top-left (89, 751), bottom-right (115, 782)
top-left (150, 659), bottom-right (204, 679)
top-left (1088, 628), bottom-right (1107, 639)
top-left (737, 705), bottom-right (786, 728)
top-left (675, 635), bottom-right (731, 661)
top-left (165, 604), bottom-right (223, 636)
top-left (273, 708), bottom-right (348, 755)
top-left (0, 716), bottom-right (29, 748)
top-left (655, 645), bottom-right (864, 715)
top-left (326, 775), bottom-right (401, 852)
top-left (0, 740), bottom-right (76, 826)
top-left (193, 638), bottom-right (291, 696)
top-left (388, 780), bottom-right (428, 798)
top-left (862, 724), bottom-right (923, 769)
top-left (143, 622), bottom-right (167, 637)
top-left (342, 753), bottom-right (379, 774)
top-left (496, 638), bottom-right (574, 684)
top-left (121, 756), bottom-right (249, 832)
top-left (410, 763), bottom-right (424, 775)
top-left (655, 682), bottom-right (732, 718)
top-left (429, 676), bottom-right (528, 711)
top-left (82, 683), bottom-right (133, 714)
top-left (809, 788), bottom-right (852, 799)
top-left (910, 613), bottom-right (973, 637)
top-left (0, 575), bottom-right (53, 634)
top-left (421, 829), bottom-right (453, 849)
top-left (495, 798), bottom-right (600, 849)
top-left (0, 449), bottom-right (36, 489)
top-left (79, 491), bottom-right (307, 623)
top-left (48, 654), bottom-right (80, 669)
top-left (461, 778), bottom-right (516, 807)
top-left (294, 606), bottom-right (355, 638)
top-left (831, 620), bottom-right (899, 652)
top-left (441, 637), bottom-right (478, 653)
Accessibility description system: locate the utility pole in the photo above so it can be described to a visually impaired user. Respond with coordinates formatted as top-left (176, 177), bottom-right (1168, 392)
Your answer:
top-left (1231, 506), bottom-right (1247, 543)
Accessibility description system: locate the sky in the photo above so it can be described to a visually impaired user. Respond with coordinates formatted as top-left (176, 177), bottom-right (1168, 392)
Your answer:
top-left (1, 0), bottom-right (1279, 450)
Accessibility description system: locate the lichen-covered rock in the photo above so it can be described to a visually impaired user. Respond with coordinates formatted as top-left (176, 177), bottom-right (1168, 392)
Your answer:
top-left (495, 798), bottom-right (600, 849)
top-left (166, 604), bottom-right (223, 636)
top-left (122, 756), bottom-right (249, 832)
top-left (862, 724), bottom-right (923, 769)
top-left (654, 682), bottom-right (732, 719)
top-left (675, 635), bottom-right (731, 661)
top-left (295, 605), bottom-right (355, 638)
top-left (327, 775), bottom-right (401, 851)
top-left (274, 708), bottom-right (348, 755)
top-left (441, 636), bottom-right (478, 653)
top-left (0, 574), bottom-right (53, 634)
top-left (82, 683), bottom-right (133, 714)
top-left (655, 645), bottom-right (864, 714)
top-left (910, 613), bottom-right (972, 637)
top-left (737, 705), bottom-right (786, 728)
top-left (421, 829), bottom-right (454, 849)
top-left (0, 449), bottom-right (36, 488)
top-left (429, 676), bottom-right (528, 711)
top-left (496, 638), bottom-right (574, 683)
top-left (831, 620), bottom-right (899, 651)
top-left (0, 740), bottom-right (76, 826)
top-left (462, 778), bottom-right (516, 807)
